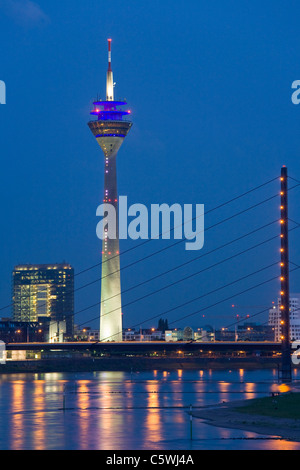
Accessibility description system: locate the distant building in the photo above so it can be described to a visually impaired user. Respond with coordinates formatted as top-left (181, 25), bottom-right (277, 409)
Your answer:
top-left (269, 294), bottom-right (300, 342)
top-left (165, 327), bottom-right (214, 342)
top-left (237, 323), bottom-right (274, 342)
top-left (183, 326), bottom-right (194, 341)
top-left (49, 320), bottom-right (66, 343)
top-left (215, 328), bottom-right (236, 342)
top-left (86, 329), bottom-right (100, 342)
top-left (12, 264), bottom-right (74, 340)
top-left (0, 317), bottom-right (50, 343)
top-left (194, 328), bottom-right (215, 342)
top-left (165, 329), bottom-right (184, 342)
top-left (74, 326), bottom-right (100, 342)
top-left (123, 328), bottom-right (164, 342)
top-left (215, 323), bottom-right (274, 342)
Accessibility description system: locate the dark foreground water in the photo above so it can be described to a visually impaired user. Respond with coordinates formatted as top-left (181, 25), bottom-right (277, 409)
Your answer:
top-left (0, 368), bottom-right (300, 450)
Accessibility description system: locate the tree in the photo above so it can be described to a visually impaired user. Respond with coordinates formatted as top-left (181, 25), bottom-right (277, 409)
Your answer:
top-left (158, 318), bottom-right (169, 333)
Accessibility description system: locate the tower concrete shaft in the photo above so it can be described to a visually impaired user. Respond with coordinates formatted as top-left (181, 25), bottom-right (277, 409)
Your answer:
top-left (88, 40), bottom-right (132, 342)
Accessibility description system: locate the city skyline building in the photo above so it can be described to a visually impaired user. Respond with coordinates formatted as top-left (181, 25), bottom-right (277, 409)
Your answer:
top-left (12, 263), bottom-right (74, 339)
top-left (268, 294), bottom-right (300, 342)
top-left (88, 39), bottom-right (132, 342)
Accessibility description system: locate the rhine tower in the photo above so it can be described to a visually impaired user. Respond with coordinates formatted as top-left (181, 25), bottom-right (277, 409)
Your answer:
top-left (88, 39), bottom-right (132, 341)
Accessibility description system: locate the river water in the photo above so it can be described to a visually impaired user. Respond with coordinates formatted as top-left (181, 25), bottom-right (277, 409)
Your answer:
top-left (0, 368), bottom-right (299, 450)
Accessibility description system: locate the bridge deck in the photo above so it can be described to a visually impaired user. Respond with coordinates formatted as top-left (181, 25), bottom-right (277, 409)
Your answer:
top-left (4, 341), bottom-right (282, 353)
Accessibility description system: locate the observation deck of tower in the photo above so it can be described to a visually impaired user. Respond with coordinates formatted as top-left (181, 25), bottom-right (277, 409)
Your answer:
top-left (88, 39), bottom-right (132, 342)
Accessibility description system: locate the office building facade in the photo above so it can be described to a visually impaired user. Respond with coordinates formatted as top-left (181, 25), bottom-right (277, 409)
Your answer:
top-left (12, 263), bottom-right (74, 339)
top-left (268, 294), bottom-right (300, 342)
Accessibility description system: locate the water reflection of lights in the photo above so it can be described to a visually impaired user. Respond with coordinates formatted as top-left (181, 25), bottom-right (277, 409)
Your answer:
top-left (10, 381), bottom-right (25, 450)
top-left (98, 371), bottom-right (126, 382)
top-left (44, 373), bottom-right (65, 381)
top-left (32, 381), bottom-right (46, 450)
top-left (123, 381), bottom-right (134, 407)
top-left (95, 377), bottom-right (125, 447)
top-left (144, 382), bottom-right (163, 443)
top-left (278, 383), bottom-right (291, 394)
top-left (4, 370), bottom-right (300, 450)
top-left (243, 381), bottom-right (257, 399)
top-left (77, 381), bottom-right (91, 450)
top-left (219, 382), bottom-right (231, 395)
top-left (266, 440), bottom-right (300, 451)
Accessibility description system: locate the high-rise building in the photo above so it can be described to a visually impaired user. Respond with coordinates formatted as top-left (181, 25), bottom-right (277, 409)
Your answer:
top-left (12, 263), bottom-right (74, 339)
top-left (88, 39), bottom-right (132, 342)
top-left (268, 294), bottom-right (300, 342)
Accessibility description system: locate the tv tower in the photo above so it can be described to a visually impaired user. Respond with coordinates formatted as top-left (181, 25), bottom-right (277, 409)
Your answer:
top-left (88, 39), bottom-right (132, 342)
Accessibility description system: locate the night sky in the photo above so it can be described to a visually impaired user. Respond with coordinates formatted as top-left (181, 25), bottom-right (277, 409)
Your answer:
top-left (1, 0), bottom-right (300, 331)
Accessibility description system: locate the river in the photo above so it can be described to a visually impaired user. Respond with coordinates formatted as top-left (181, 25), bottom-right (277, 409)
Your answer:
top-left (0, 368), bottom-right (299, 450)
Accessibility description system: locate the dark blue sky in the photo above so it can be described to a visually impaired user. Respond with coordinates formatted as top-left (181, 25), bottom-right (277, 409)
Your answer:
top-left (1, 0), bottom-right (300, 330)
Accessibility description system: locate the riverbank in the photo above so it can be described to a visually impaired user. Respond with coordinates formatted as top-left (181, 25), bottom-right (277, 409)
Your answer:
top-left (0, 356), bottom-right (282, 373)
top-left (192, 392), bottom-right (300, 441)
